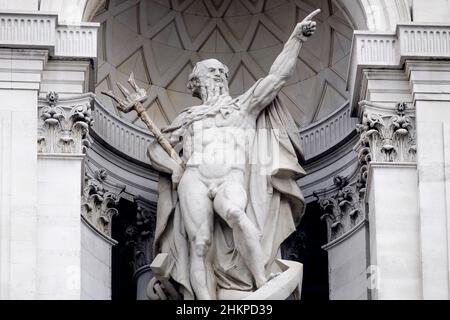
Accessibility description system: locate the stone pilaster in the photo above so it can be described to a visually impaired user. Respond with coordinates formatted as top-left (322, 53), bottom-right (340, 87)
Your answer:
top-left (344, 22), bottom-right (449, 300)
top-left (124, 197), bottom-right (156, 300)
top-left (314, 172), bottom-right (368, 300)
top-left (353, 100), bottom-right (421, 300)
top-left (80, 166), bottom-right (121, 300)
top-left (0, 10), bottom-right (99, 299)
top-left (356, 99), bottom-right (421, 298)
top-left (407, 60), bottom-right (450, 299)
top-left (0, 48), bottom-right (47, 299)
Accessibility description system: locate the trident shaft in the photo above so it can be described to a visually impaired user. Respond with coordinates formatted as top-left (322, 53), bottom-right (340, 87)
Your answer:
top-left (101, 73), bottom-right (185, 169)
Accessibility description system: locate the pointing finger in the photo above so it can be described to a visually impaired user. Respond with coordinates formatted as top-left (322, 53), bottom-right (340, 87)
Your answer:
top-left (304, 8), bottom-right (320, 21)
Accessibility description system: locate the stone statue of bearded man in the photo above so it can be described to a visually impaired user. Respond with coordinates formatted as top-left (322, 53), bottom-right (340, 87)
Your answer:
top-left (147, 9), bottom-right (319, 300)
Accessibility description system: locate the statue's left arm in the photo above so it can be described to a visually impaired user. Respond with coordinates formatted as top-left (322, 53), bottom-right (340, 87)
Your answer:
top-left (247, 9), bottom-right (320, 116)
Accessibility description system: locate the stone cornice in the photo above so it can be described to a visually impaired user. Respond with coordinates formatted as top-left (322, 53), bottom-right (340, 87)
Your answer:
top-left (405, 60), bottom-right (450, 103)
top-left (348, 23), bottom-right (450, 114)
top-left (0, 48), bottom-right (48, 90)
top-left (0, 11), bottom-right (98, 59)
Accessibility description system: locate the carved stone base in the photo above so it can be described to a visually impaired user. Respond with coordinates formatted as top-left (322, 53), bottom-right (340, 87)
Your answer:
top-left (242, 260), bottom-right (303, 300)
top-left (217, 260), bottom-right (303, 300)
top-left (147, 255), bottom-right (303, 300)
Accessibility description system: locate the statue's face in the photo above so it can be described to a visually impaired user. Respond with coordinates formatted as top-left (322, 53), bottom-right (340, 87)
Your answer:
top-left (188, 59), bottom-right (229, 100)
top-left (199, 59), bottom-right (228, 86)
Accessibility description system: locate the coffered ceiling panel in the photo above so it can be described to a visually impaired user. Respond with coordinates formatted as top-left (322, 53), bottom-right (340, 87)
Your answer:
top-left (94, 0), bottom-right (353, 130)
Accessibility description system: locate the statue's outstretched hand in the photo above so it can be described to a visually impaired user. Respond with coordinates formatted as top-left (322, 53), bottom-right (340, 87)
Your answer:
top-left (293, 9), bottom-right (320, 42)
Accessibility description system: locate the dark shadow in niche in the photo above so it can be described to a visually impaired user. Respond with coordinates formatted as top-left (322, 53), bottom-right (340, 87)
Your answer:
top-left (281, 200), bottom-right (329, 300)
top-left (111, 198), bottom-right (328, 300)
top-left (111, 198), bottom-right (137, 300)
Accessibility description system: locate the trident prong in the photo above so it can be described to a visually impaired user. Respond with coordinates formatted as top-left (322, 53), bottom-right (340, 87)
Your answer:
top-left (116, 81), bottom-right (131, 99)
top-left (101, 90), bottom-right (134, 113)
top-left (101, 73), bottom-right (185, 169)
top-left (101, 73), bottom-right (148, 113)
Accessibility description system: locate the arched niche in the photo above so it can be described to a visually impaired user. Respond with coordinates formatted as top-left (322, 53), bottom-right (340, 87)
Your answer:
top-left (80, 0), bottom-right (411, 31)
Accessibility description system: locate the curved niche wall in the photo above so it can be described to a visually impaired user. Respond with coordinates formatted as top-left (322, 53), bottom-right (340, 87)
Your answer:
top-left (91, 0), bottom-right (356, 165)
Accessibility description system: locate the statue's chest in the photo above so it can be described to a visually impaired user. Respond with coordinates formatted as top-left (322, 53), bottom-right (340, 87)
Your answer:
top-left (187, 108), bottom-right (253, 133)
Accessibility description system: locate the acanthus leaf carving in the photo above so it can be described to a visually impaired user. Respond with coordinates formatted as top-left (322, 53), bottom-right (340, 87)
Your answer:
top-left (38, 91), bottom-right (94, 154)
top-left (125, 199), bottom-right (157, 274)
top-left (81, 168), bottom-right (120, 237)
top-left (356, 101), bottom-right (416, 164)
top-left (315, 175), bottom-right (364, 243)
top-left (354, 101), bottom-right (416, 198)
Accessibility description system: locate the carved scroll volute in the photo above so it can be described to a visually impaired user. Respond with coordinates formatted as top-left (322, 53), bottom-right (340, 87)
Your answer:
top-left (356, 101), bottom-right (416, 164)
top-left (38, 91), bottom-right (94, 154)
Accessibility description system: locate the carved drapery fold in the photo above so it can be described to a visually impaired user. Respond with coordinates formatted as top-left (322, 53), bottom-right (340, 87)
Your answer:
top-left (38, 91), bottom-right (93, 154)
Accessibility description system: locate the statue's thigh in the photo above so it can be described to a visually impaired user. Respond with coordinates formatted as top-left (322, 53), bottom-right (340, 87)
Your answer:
top-left (213, 179), bottom-right (248, 222)
top-left (178, 173), bottom-right (213, 239)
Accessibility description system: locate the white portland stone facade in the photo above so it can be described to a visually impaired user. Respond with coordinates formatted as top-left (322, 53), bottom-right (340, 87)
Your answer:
top-left (0, 0), bottom-right (449, 300)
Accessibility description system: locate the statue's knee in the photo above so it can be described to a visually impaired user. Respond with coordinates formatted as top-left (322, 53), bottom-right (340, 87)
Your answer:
top-left (225, 207), bottom-right (245, 227)
top-left (194, 238), bottom-right (211, 257)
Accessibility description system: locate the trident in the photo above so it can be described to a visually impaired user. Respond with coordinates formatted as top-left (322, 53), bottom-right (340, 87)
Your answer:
top-left (101, 73), bottom-right (185, 168)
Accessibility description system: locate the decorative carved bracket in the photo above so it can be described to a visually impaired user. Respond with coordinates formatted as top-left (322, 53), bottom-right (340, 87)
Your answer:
top-left (315, 175), bottom-right (364, 243)
top-left (81, 168), bottom-right (120, 237)
top-left (38, 91), bottom-right (93, 154)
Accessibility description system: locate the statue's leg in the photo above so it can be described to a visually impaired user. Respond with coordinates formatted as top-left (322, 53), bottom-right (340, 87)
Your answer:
top-left (213, 174), bottom-right (267, 289)
top-left (178, 170), bottom-right (216, 300)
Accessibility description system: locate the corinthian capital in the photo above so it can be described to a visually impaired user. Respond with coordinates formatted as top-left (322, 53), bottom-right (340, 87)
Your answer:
top-left (38, 92), bottom-right (94, 154)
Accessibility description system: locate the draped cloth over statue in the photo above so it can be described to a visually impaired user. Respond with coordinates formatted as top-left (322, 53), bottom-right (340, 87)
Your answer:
top-left (147, 80), bottom-right (306, 299)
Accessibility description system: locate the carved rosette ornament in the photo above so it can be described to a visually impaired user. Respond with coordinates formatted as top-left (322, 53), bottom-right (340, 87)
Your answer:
top-left (315, 176), bottom-right (363, 242)
top-left (81, 169), bottom-right (119, 237)
top-left (38, 91), bottom-right (93, 154)
top-left (354, 101), bottom-right (416, 196)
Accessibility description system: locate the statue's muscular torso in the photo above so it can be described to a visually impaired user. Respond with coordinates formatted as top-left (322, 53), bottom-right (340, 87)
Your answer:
top-left (169, 94), bottom-right (258, 180)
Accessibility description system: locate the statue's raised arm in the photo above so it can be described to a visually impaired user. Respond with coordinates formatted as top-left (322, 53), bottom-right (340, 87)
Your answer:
top-left (247, 9), bottom-right (320, 116)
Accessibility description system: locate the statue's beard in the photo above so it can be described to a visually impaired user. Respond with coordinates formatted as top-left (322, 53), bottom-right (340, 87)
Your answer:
top-left (196, 77), bottom-right (229, 103)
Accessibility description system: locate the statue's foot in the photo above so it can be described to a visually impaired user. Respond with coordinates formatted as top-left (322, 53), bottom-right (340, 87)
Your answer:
top-left (255, 276), bottom-right (268, 289)
top-left (254, 272), bottom-right (281, 290)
